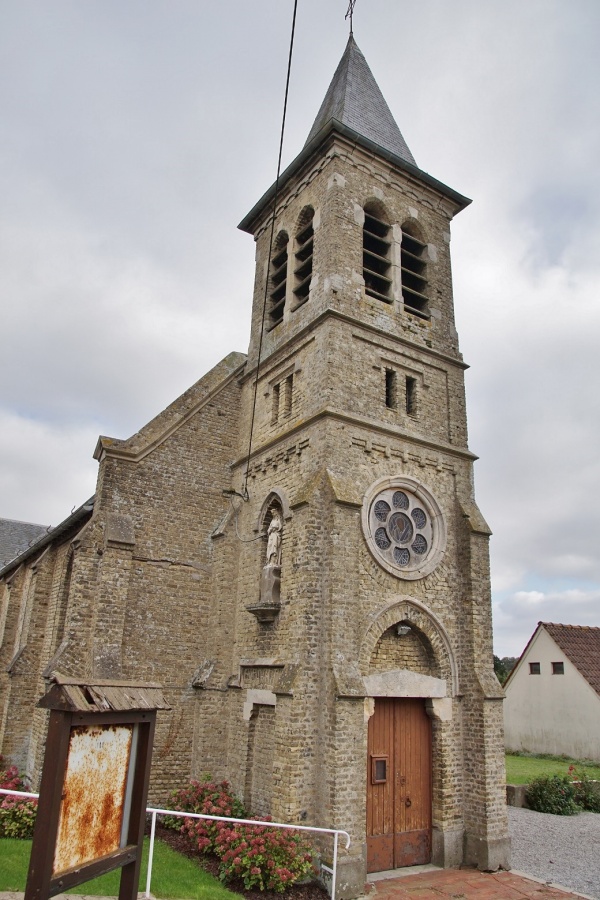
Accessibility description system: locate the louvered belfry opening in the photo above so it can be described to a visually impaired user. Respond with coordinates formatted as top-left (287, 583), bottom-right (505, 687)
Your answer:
top-left (293, 207), bottom-right (314, 307)
top-left (363, 203), bottom-right (392, 302)
top-left (269, 231), bottom-right (289, 329)
top-left (401, 224), bottom-right (429, 318)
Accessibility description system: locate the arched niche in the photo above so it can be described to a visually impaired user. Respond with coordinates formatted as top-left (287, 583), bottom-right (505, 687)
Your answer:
top-left (255, 488), bottom-right (293, 533)
top-left (360, 597), bottom-right (459, 697)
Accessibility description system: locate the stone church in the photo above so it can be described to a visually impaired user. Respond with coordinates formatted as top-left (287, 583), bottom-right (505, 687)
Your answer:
top-left (0, 36), bottom-right (510, 896)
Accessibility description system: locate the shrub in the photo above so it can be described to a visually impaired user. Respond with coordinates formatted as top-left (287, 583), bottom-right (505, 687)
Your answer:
top-left (0, 755), bottom-right (25, 792)
top-left (164, 776), bottom-right (316, 892)
top-left (215, 820), bottom-right (315, 893)
top-left (569, 765), bottom-right (600, 813)
top-left (526, 774), bottom-right (579, 815)
top-left (0, 754), bottom-right (37, 839)
top-left (0, 793), bottom-right (38, 838)
top-left (164, 776), bottom-right (246, 849)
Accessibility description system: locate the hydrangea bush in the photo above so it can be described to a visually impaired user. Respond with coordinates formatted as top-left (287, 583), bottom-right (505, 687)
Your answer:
top-left (0, 754), bottom-right (38, 839)
top-left (215, 820), bottom-right (315, 893)
top-left (165, 776), bottom-right (316, 892)
top-left (164, 776), bottom-right (246, 838)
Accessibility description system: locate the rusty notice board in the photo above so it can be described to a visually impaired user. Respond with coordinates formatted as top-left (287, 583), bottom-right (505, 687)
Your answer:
top-left (24, 675), bottom-right (169, 900)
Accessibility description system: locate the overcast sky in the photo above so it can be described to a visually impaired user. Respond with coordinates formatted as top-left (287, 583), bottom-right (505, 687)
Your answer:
top-left (1, 1), bottom-right (599, 657)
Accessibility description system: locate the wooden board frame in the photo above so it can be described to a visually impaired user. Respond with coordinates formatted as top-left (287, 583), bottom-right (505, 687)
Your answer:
top-left (24, 707), bottom-right (156, 900)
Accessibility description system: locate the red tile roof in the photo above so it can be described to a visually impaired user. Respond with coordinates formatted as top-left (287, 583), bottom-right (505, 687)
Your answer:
top-left (542, 622), bottom-right (600, 697)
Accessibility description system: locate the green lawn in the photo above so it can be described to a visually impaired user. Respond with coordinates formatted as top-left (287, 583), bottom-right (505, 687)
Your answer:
top-left (0, 837), bottom-right (242, 899)
top-left (506, 753), bottom-right (600, 784)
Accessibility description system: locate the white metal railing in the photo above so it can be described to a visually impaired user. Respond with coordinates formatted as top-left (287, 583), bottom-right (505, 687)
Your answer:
top-left (0, 787), bottom-right (38, 799)
top-left (1, 788), bottom-right (351, 899)
top-left (146, 807), bottom-right (350, 899)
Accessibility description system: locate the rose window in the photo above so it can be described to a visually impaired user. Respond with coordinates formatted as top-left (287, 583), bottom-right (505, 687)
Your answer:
top-left (362, 477), bottom-right (446, 580)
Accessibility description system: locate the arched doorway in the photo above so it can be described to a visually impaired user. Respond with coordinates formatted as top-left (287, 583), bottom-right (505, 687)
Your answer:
top-left (360, 599), bottom-right (458, 873)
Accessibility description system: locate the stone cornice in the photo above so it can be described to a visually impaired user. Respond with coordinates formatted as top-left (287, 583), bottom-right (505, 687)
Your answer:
top-left (239, 123), bottom-right (470, 237)
top-left (241, 308), bottom-right (468, 388)
top-left (231, 405), bottom-right (476, 472)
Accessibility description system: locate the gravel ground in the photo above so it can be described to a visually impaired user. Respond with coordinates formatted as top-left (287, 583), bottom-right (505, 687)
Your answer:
top-left (509, 806), bottom-right (600, 898)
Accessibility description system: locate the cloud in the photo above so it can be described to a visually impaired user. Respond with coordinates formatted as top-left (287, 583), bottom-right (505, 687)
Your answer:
top-left (0, 411), bottom-right (99, 526)
top-left (0, 162), bottom-right (251, 434)
top-left (1, 1), bottom-right (599, 659)
top-left (458, 217), bottom-right (600, 598)
top-left (494, 588), bottom-right (600, 657)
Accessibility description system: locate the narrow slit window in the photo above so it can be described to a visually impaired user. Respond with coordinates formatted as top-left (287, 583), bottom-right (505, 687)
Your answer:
top-left (529, 662), bottom-right (541, 675)
top-left (552, 661), bottom-right (564, 675)
top-left (283, 374), bottom-right (293, 417)
top-left (385, 369), bottom-right (397, 409)
top-left (271, 383), bottom-right (281, 425)
top-left (363, 206), bottom-right (392, 303)
top-left (293, 209), bottom-right (314, 308)
top-left (401, 225), bottom-right (429, 319)
top-left (269, 233), bottom-right (288, 329)
top-left (406, 376), bottom-right (417, 416)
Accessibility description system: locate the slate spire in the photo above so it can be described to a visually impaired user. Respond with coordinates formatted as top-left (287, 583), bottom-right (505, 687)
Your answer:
top-left (304, 35), bottom-right (416, 166)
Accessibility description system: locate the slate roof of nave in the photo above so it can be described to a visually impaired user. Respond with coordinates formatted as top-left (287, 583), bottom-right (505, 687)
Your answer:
top-left (542, 622), bottom-right (600, 697)
top-left (0, 518), bottom-right (49, 568)
top-left (304, 34), bottom-right (416, 166)
top-left (0, 499), bottom-right (94, 578)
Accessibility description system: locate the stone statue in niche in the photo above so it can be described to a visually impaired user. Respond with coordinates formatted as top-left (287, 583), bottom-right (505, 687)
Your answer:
top-left (266, 509), bottom-right (283, 567)
top-left (254, 507), bottom-right (282, 615)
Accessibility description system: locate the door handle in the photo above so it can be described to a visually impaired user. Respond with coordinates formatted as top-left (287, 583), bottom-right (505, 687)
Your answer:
top-left (405, 797), bottom-right (412, 808)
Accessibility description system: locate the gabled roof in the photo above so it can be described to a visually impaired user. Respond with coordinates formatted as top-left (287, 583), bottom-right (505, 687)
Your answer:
top-left (542, 622), bottom-right (600, 697)
top-left (304, 35), bottom-right (416, 166)
top-left (0, 518), bottom-right (49, 568)
top-left (506, 621), bottom-right (600, 696)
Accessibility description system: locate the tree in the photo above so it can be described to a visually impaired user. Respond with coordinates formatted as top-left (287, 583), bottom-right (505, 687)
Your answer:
top-left (494, 655), bottom-right (518, 685)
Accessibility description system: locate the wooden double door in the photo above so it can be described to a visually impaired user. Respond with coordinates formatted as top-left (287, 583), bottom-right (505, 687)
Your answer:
top-left (366, 698), bottom-right (432, 872)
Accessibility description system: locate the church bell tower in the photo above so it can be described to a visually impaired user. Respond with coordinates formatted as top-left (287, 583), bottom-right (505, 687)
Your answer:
top-left (198, 35), bottom-right (511, 897)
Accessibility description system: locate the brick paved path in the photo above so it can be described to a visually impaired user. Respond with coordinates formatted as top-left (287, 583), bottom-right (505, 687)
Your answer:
top-left (0, 872), bottom-right (589, 900)
top-left (366, 868), bottom-right (590, 900)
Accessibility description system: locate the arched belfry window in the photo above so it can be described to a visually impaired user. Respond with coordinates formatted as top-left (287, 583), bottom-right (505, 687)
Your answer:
top-left (269, 231), bottom-right (289, 329)
top-left (401, 223), bottom-right (429, 319)
top-left (293, 206), bottom-right (314, 308)
top-left (363, 202), bottom-right (392, 303)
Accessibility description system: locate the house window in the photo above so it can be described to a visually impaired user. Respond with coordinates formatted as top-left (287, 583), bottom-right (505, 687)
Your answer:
top-left (363, 204), bottom-right (392, 302)
top-left (406, 376), bottom-right (417, 416)
top-left (529, 662), bottom-right (541, 675)
top-left (552, 661), bottom-right (564, 675)
top-left (293, 207), bottom-right (314, 308)
top-left (401, 223), bottom-right (429, 319)
top-left (269, 232), bottom-right (288, 329)
top-left (385, 369), bottom-right (397, 409)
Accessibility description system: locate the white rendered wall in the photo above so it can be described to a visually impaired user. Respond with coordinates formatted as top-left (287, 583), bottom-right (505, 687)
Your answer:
top-left (504, 628), bottom-right (600, 760)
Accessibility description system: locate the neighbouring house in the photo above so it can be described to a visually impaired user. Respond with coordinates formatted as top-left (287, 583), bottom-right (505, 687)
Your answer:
top-left (504, 622), bottom-right (600, 761)
top-left (0, 35), bottom-right (511, 895)
top-left (0, 519), bottom-right (49, 569)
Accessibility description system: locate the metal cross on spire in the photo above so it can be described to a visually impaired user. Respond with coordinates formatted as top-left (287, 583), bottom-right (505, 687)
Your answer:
top-left (345, 0), bottom-right (357, 35)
